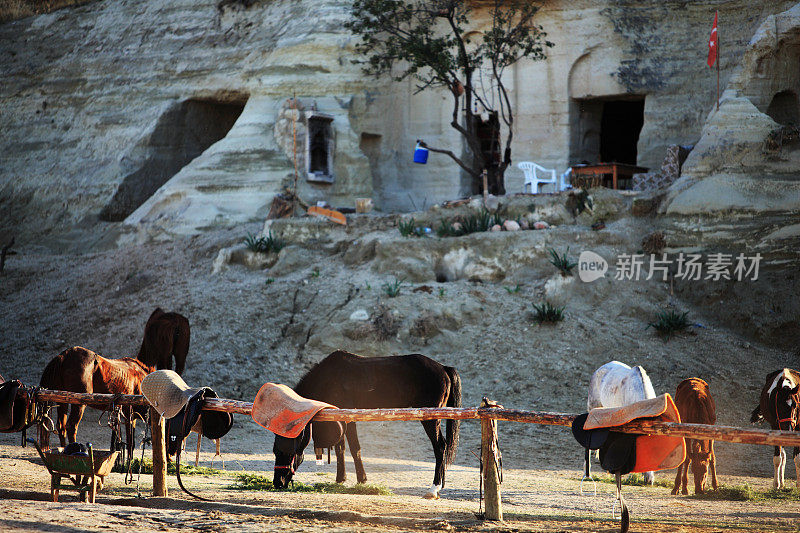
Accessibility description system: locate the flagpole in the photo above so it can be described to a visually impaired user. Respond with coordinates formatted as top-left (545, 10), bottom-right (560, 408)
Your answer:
top-left (716, 12), bottom-right (719, 110)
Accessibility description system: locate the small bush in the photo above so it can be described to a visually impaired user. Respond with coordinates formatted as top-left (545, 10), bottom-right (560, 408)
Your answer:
top-left (690, 484), bottom-right (800, 502)
top-left (113, 458), bottom-right (223, 476)
top-left (548, 247), bottom-right (578, 276)
top-left (436, 209), bottom-right (503, 237)
top-left (398, 218), bottom-right (427, 237)
top-left (244, 231), bottom-right (284, 254)
top-left (381, 277), bottom-right (405, 297)
top-left (590, 473), bottom-right (673, 489)
top-left (648, 309), bottom-right (689, 338)
top-left (532, 301), bottom-right (565, 324)
top-left (230, 473), bottom-right (392, 495)
top-left (504, 284), bottom-right (521, 294)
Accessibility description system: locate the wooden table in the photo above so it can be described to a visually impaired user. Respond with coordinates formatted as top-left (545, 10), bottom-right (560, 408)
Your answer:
top-left (570, 162), bottom-right (649, 190)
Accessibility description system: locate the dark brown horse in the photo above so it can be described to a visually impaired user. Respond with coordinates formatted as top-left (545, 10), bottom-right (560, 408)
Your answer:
top-left (751, 368), bottom-right (800, 489)
top-left (137, 308), bottom-right (190, 375)
top-left (40, 346), bottom-right (152, 459)
top-left (272, 350), bottom-right (461, 499)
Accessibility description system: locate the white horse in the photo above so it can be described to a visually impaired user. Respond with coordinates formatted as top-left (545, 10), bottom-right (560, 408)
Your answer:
top-left (587, 361), bottom-right (658, 484)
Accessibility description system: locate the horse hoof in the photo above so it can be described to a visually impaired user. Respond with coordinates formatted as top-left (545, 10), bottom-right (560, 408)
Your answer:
top-left (423, 491), bottom-right (440, 500)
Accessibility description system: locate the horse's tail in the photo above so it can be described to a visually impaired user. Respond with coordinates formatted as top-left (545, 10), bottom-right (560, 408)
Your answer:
top-left (750, 404), bottom-right (763, 424)
top-left (40, 352), bottom-right (63, 389)
top-left (444, 366), bottom-right (461, 465)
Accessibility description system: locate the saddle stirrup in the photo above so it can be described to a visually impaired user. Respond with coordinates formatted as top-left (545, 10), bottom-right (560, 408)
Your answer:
top-left (579, 448), bottom-right (597, 496)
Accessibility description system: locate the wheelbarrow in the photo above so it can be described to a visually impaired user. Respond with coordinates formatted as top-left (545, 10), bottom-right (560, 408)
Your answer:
top-left (27, 438), bottom-right (119, 503)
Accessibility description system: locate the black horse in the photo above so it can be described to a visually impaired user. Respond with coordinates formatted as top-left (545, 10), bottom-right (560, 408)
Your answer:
top-left (273, 350), bottom-right (461, 499)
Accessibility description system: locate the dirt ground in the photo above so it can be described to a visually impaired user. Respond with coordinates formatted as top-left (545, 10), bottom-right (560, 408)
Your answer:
top-left (1, 197), bottom-right (799, 532)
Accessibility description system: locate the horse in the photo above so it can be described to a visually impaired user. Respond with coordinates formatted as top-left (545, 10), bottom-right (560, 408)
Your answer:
top-left (272, 350), bottom-right (461, 499)
top-left (137, 308), bottom-right (190, 376)
top-left (39, 346), bottom-right (152, 463)
top-left (750, 368), bottom-right (800, 489)
top-left (588, 361), bottom-right (657, 484)
top-left (672, 378), bottom-right (718, 495)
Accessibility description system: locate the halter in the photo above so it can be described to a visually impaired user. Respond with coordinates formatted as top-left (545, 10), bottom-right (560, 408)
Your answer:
top-left (774, 387), bottom-right (798, 430)
top-left (274, 455), bottom-right (298, 475)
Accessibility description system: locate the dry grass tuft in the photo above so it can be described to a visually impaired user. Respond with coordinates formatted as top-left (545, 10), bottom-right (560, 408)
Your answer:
top-left (0, 0), bottom-right (96, 23)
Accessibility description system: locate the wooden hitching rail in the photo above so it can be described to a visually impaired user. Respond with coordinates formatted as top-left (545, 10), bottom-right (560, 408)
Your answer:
top-left (33, 390), bottom-right (800, 448)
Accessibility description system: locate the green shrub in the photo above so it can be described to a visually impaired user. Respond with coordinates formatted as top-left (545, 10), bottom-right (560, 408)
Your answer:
top-left (382, 277), bottom-right (405, 297)
top-left (230, 473), bottom-right (392, 495)
top-left (532, 301), bottom-right (565, 323)
top-left (648, 309), bottom-right (689, 339)
top-left (548, 247), bottom-right (578, 276)
top-left (244, 231), bottom-right (285, 254)
top-left (113, 458), bottom-right (223, 476)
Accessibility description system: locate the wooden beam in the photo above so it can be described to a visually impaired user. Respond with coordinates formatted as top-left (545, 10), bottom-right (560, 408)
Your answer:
top-left (34, 390), bottom-right (800, 448)
top-left (480, 400), bottom-right (502, 521)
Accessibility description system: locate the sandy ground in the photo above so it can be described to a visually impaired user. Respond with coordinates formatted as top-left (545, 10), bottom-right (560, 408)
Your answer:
top-left (1, 200), bottom-right (799, 531)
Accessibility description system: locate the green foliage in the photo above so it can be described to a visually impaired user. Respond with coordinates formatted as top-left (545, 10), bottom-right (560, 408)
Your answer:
top-left (647, 309), bottom-right (690, 338)
top-left (398, 218), bottom-right (427, 238)
top-left (345, 0), bottom-right (553, 185)
top-left (244, 231), bottom-right (285, 254)
top-left (438, 288), bottom-right (446, 299)
top-left (437, 209), bottom-right (504, 237)
top-left (113, 458), bottom-right (223, 476)
top-left (504, 284), bottom-right (521, 294)
top-left (532, 301), bottom-right (565, 324)
top-left (691, 484), bottom-right (800, 502)
top-left (311, 267), bottom-right (321, 278)
top-left (590, 473), bottom-right (673, 489)
top-left (548, 247), bottom-right (578, 276)
top-left (230, 473), bottom-right (392, 495)
top-left (382, 277), bottom-right (405, 297)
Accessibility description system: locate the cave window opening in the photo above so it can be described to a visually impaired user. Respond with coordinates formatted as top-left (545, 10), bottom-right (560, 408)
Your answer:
top-left (307, 114), bottom-right (334, 183)
top-left (569, 97), bottom-right (645, 166)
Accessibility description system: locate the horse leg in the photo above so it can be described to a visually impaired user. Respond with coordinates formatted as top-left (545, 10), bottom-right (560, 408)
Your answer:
top-left (421, 419), bottom-right (446, 500)
top-left (710, 441), bottom-right (718, 490)
top-left (671, 456), bottom-right (687, 495)
top-left (773, 446), bottom-right (786, 489)
top-left (66, 404), bottom-right (85, 444)
top-left (56, 404), bottom-right (68, 447)
top-left (334, 438), bottom-right (347, 484)
top-left (793, 447), bottom-right (800, 489)
top-left (195, 433), bottom-right (201, 467)
top-left (344, 422), bottom-right (367, 484)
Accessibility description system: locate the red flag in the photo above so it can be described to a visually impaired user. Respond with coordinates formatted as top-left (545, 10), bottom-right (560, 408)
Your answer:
top-left (707, 12), bottom-right (718, 68)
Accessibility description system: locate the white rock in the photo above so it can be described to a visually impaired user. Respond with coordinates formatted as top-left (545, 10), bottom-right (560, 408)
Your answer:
top-left (533, 221), bottom-right (550, 230)
top-left (349, 309), bottom-right (370, 321)
top-left (490, 224), bottom-right (502, 232)
top-left (503, 220), bottom-right (520, 231)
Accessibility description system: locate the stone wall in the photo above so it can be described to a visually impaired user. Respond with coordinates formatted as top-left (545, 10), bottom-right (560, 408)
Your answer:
top-left (0, 0), bottom-right (794, 239)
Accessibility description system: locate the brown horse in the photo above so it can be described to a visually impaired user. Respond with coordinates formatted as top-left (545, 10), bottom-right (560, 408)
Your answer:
top-left (672, 378), bottom-right (718, 495)
top-left (137, 308), bottom-right (190, 376)
top-left (40, 346), bottom-right (152, 459)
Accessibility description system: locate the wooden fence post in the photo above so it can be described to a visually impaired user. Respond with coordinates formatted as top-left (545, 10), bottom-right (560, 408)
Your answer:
top-left (480, 398), bottom-right (502, 521)
top-left (150, 407), bottom-right (167, 497)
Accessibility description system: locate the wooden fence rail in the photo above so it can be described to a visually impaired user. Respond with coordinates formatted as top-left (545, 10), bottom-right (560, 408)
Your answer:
top-left (31, 388), bottom-right (800, 520)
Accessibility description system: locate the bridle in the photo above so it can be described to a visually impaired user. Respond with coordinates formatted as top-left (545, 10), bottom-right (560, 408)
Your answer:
top-left (274, 454), bottom-right (299, 477)
top-left (774, 388), bottom-right (799, 431)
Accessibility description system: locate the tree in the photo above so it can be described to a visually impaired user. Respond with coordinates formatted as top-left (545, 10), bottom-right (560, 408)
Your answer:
top-left (346, 0), bottom-right (553, 196)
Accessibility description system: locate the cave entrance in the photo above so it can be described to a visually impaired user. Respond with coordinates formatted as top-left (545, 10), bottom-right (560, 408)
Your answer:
top-left (100, 97), bottom-right (247, 221)
top-left (570, 97), bottom-right (645, 166)
top-left (767, 90), bottom-right (800, 126)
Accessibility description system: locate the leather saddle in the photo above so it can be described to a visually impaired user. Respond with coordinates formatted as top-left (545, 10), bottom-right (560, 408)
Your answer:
top-left (572, 394), bottom-right (686, 533)
top-left (0, 379), bottom-right (41, 435)
top-left (142, 370), bottom-right (233, 500)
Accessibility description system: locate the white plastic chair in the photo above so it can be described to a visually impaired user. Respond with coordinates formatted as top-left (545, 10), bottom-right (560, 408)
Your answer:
top-left (518, 161), bottom-right (558, 193)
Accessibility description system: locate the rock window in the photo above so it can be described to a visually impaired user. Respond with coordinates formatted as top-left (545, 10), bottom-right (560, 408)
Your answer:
top-left (307, 113), bottom-right (334, 183)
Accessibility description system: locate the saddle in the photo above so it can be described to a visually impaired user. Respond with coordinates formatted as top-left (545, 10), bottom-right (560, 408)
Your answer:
top-left (141, 370), bottom-right (233, 500)
top-left (251, 383), bottom-right (335, 438)
top-left (0, 379), bottom-right (41, 435)
top-left (572, 394), bottom-right (686, 533)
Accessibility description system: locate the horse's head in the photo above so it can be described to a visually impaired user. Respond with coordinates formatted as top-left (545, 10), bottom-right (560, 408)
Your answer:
top-left (771, 376), bottom-right (800, 432)
top-left (272, 424), bottom-right (311, 489)
top-left (688, 440), bottom-right (713, 493)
